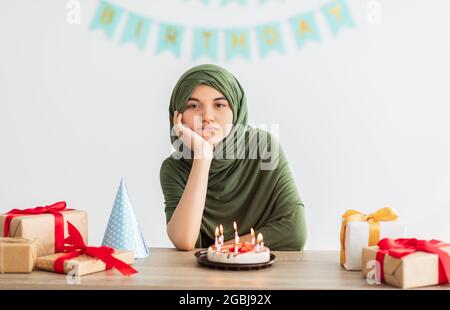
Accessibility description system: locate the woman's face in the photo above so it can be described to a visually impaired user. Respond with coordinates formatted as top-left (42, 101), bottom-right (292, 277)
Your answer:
top-left (182, 84), bottom-right (234, 145)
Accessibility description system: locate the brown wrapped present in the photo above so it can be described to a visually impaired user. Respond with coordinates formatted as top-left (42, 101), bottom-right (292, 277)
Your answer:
top-left (0, 237), bottom-right (37, 273)
top-left (36, 250), bottom-right (135, 276)
top-left (37, 221), bottom-right (137, 277)
top-left (0, 202), bottom-right (88, 257)
top-left (362, 238), bottom-right (450, 289)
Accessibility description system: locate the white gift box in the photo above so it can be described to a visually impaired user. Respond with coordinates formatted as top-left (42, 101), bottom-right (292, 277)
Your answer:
top-left (343, 221), bottom-right (406, 271)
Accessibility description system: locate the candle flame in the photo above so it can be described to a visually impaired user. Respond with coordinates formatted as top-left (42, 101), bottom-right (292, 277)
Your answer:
top-left (219, 224), bottom-right (223, 234)
top-left (233, 221), bottom-right (237, 231)
top-left (257, 233), bottom-right (263, 243)
top-left (251, 228), bottom-right (255, 237)
top-left (215, 227), bottom-right (219, 237)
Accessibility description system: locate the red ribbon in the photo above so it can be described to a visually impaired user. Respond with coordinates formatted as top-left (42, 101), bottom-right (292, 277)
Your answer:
top-left (375, 238), bottom-right (450, 284)
top-left (54, 221), bottom-right (137, 276)
top-left (3, 201), bottom-right (68, 252)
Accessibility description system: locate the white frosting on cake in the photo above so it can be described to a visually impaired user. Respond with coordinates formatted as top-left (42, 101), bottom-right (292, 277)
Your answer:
top-left (207, 245), bottom-right (270, 264)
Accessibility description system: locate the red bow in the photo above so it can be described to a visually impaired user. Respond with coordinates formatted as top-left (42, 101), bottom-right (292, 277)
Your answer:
top-left (376, 238), bottom-right (450, 284)
top-left (3, 201), bottom-right (68, 252)
top-left (54, 221), bottom-right (137, 276)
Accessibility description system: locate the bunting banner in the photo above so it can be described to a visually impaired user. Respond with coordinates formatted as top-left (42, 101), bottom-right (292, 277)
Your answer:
top-left (182, 0), bottom-right (286, 6)
top-left (89, 0), bottom-right (356, 61)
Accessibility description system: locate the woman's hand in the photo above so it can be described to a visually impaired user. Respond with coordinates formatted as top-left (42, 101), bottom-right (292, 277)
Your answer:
top-left (173, 110), bottom-right (214, 160)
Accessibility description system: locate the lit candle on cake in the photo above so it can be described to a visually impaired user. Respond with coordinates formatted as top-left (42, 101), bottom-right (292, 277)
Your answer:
top-left (214, 227), bottom-right (219, 251)
top-left (258, 233), bottom-right (264, 250)
top-left (250, 228), bottom-right (255, 245)
top-left (234, 235), bottom-right (240, 255)
top-left (233, 221), bottom-right (239, 255)
top-left (256, 233), bottom-right (264, 252)
top-left (219, 224), bottom-right (224, 246)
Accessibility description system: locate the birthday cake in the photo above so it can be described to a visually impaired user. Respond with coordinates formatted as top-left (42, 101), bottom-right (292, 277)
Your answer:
top-left (206, 224), bottom-right (270, 264)
top-left (207, 242), bottom-right (270, 264)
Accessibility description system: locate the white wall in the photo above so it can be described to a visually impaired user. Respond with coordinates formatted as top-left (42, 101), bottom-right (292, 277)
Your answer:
top-left (1, 0), bottom-right (450, 250)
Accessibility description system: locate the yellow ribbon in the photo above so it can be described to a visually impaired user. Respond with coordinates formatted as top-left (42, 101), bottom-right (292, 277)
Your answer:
top-left (339, 207), bottom-right (398, 266)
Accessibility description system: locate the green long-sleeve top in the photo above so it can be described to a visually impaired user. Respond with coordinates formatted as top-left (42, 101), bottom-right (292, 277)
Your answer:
top-left (160, 128), bottom-right (307, 250)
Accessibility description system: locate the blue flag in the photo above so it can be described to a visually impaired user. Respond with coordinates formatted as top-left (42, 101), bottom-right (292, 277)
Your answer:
top-left (225, 28), bottom-right (251, 61)
top-left (156, 23), bottom-right (185, 57)
top-left (289, 11), bottom-right (321, 48)
top-left (193, 28), bottom-right (219, 61)
top-left (256, 22), bottom-right (285, 57)
top-left (321, 0), bottom-right (355, 36)
top-left (121, 13), bottom-right (152, 50)
top-left (90, 1), bottom-right (123, 39)
top-left (221, 0), bottom-right (247, 6)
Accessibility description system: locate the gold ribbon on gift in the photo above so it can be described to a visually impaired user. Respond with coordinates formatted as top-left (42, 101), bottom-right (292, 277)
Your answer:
top-left (339, 207), bottom-right (398, 266)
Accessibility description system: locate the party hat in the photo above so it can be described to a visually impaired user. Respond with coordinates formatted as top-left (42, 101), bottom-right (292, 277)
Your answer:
top-left (102, 178), bottom-right (149, 258)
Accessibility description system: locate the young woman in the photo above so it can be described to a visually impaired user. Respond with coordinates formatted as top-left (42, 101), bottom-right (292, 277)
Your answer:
top-left (160, 64), bottom-right (306, 251)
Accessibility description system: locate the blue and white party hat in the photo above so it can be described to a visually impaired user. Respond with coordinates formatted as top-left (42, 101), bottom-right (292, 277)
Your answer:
top-left (102, 178), bottom-right (149, 258)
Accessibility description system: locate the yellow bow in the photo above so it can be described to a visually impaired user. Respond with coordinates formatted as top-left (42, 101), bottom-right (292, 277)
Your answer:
top-left (339, 207), bottom-right (398, 266)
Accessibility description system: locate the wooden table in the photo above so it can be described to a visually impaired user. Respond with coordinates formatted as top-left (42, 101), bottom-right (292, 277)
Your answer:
top-left (0, 248), bottom-right (449, 290)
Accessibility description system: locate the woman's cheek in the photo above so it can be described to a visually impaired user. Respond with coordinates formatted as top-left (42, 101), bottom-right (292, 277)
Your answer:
top-left (181, 113), bottom-right (195, 131)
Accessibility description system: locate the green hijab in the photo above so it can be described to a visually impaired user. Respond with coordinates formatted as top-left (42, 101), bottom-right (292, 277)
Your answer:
top-left (160, 64), bottom-right (306, 250)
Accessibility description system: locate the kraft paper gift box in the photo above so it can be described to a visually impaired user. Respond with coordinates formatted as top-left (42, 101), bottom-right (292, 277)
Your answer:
top-left (0, 237), bottom-right (37, 273)
top-left (0, 202), bottom-right (88, 257)
top-left (36, 221), bottom-right (137, 277)
top-left (36, 250), bottom-right (135, 276)
top-left (340, 207), bottom-right (406, 271)
top-left (361, 238), bottom-right (450, 289)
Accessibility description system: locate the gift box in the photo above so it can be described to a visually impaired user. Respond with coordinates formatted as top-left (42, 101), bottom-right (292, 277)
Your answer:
top-left (340, 207), bottom-right (405, 270)
top-left (36, 249), bottom-right (135, 276)
top-left (0, 237), bottom-right (37, 273)
top-left (36, 221), bottom-right (137, 277)
top-left (0, 202), bottom-right (88, 257)
top-left (362, 238), bottom-right (450, 289)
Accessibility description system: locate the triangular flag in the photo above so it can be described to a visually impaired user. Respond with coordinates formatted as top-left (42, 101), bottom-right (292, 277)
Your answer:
top-left (102, 178), bottom-right (149, 258)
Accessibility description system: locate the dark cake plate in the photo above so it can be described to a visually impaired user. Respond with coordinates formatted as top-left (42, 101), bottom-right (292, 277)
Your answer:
top-left (195, 250), bottom-right (276, 271)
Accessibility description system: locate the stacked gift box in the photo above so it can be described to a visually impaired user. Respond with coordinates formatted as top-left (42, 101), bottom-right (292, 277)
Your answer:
top-left (0, 201), bottom-right (137, 276)
top-left (361, 238), bottom-right (450, 289)
top-left (340, 207), bottom-right (406, 271)
top-left (340, 207), bottom-right (450, 289)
